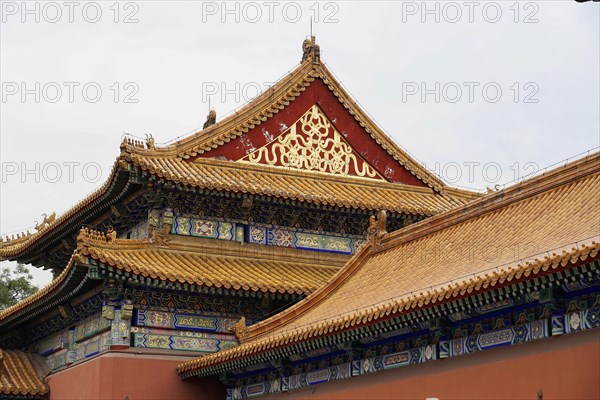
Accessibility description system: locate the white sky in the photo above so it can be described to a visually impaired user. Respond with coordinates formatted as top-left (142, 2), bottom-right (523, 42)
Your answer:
top-left (1, 1), bottom-right (599, 287)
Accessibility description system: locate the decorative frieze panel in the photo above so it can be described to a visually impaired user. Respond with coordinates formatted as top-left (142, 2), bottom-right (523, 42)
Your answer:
top-left (361, 344), bottom-right (437, 374)
top-left (170, 214), bottom-right (364, 255)
top-left (128, 288), bottom-right (265, 317)
top-left (288, 362), bottom-right (351, 391)
top-left (172, 216), bottom-right (235, 241)
top-left (248, 226), bottom-right (363, 254)
top-left (44, 331), bottom-right (110, 370)
top-left (125, 219), bottom-right (149, 239)
top-left (37, 331), bottom-right (68, 356)
top-left (443, 319), bottom-right (549, 358)
top-left (447, 298), bottom-right (514, 322)
top-left (74, 313), bottom-right (111, 343)
top-left (229, 379), bottom-right (281, 400)
top-left (134, 309), bottom-right (238, 334)
top-left (77, 331), bottom-right (111, 359)
top-left (564, 306), bottom-right (600, 334)
top-left (132, 332), bottom-right (236, 352)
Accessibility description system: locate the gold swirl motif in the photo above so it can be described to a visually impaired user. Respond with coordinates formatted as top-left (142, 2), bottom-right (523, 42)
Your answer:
top-left (243, 105), bottom-right (384, 179)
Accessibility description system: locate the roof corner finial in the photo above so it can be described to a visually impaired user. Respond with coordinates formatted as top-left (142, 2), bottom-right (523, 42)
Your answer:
top-left (203, 108), bottom-right (216, 129)
top-left (302, 35), bottom-right (320, 64)
top-left (230, 316), bottom-right (250, 343)
top-left (367, 210), bottom-right (387, 247)
top-left (145, 134), bottom-right (156, 150)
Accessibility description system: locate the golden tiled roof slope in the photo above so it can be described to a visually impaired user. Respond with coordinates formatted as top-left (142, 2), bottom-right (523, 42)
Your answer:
top-left (0, 163), bottom-right (123, 260)
top-left (1, 230), bottom-right (346, 325)
top-left (0, 350), bottom-right (48, 398)
top-left (177, 152), bottom-right (600, 375)
top-left (76, 230), bottom-right (347, 295)
top-left (122, 155), bottom-right (470, 216)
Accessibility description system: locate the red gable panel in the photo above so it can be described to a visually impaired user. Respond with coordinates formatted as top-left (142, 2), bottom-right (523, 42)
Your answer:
top-left (194, 78), bottom-right (426, 187)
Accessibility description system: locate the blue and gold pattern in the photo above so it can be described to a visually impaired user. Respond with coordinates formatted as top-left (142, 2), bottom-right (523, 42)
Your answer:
top-left (135, 309), bottom-right (238, 333)
top-left (171, 214), bottom-right (364, 255)
top-left (446, 319), bottom-right (549, 357)
top-left (564, 306), bottom-right (600, 334)
top-left (172, 216), bottom-right (235, 240)
top-left (133, 332), bottom-right (236, 352)
top-left (361, 344), bottom-right (437, 374)
top-left (250, 226), bottom-right (363, 254)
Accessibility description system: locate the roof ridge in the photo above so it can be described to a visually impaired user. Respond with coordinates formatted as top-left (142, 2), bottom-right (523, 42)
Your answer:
top-left (379, 151), bottom-right (600, 249)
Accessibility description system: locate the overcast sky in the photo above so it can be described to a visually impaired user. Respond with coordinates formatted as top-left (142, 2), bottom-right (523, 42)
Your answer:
top-left (1, 0), bottom-right (599, 287)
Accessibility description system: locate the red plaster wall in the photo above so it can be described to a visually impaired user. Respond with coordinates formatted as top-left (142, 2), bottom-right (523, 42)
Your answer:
top-left (265, 329), bottom-right (600, 400)
top-left (46, 352), bottom-right (223, 400)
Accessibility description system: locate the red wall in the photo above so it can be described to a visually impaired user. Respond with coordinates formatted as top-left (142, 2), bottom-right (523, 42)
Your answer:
top-left (46, 352), bottom-right (223, 400)
top-left (265, 329), bottom-right (600, 400)
top-left (45, 329), bottom-right (600, 400)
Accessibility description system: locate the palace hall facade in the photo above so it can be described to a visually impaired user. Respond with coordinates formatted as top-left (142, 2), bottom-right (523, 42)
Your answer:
top-left (1, 39), bottom-right (599, 399)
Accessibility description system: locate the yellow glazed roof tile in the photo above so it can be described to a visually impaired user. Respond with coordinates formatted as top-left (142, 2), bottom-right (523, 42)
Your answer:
top-left (76, 234), bottom-right (344, 295)
top-left (1, 232), bottom-right (347, 325)
top-left (177, 152), bottom-right (600, 375)
top-left (123, 155), bottom-right (471, 216)
top-left (0, 350), bottom-right (48, 398)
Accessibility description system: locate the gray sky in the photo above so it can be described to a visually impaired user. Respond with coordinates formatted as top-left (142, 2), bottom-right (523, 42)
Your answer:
top-left (1, 0), bottom-right (599, 287)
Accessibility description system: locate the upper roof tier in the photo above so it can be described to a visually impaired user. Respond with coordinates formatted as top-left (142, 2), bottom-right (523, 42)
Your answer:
top-left (177, 151), bottom-right (600, 376)
top-left (0, 38), bottom-right (479, 266)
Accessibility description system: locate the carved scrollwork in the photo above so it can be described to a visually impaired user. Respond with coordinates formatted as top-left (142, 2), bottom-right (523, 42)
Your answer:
top-left (242, 105), bottom-right (384, 179)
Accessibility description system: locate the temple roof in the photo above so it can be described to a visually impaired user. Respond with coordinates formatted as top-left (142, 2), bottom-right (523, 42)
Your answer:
top-left (0, 229), bottom-right (347, 331)
top-left (76, 230), bottom-right (346, 295)
top-left (0, 39), bottom-right (479, 266)
top-left (0, 350), bottom-right (48, 399)
top-left (122, 155), bottom-right (469, 216)
top-left (177, 152), bottom-right (600, 376)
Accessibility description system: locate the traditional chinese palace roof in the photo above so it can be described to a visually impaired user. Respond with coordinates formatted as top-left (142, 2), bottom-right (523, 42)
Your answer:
top-left (0, 38), bottom-right (478, 271)
top-left (0, 349), bottom-right (48, 399)
top-left (177, 152), bottom-right (600, 377)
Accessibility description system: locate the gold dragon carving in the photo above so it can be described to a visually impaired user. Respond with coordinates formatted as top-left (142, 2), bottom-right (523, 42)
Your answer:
top-left (243, 105), bottom-right (383, 179)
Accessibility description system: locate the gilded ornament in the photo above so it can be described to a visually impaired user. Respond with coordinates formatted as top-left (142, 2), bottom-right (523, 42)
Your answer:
top-left (367, 210), bottom-right (387, 247)
top-left (242, 105), bottom-right (383, 179)
top-left (230, 316), bottom-right (249, 343)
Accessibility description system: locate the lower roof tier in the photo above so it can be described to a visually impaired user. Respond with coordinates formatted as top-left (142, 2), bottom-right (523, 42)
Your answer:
top-left (0, 231), bottom-right (348, 331)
